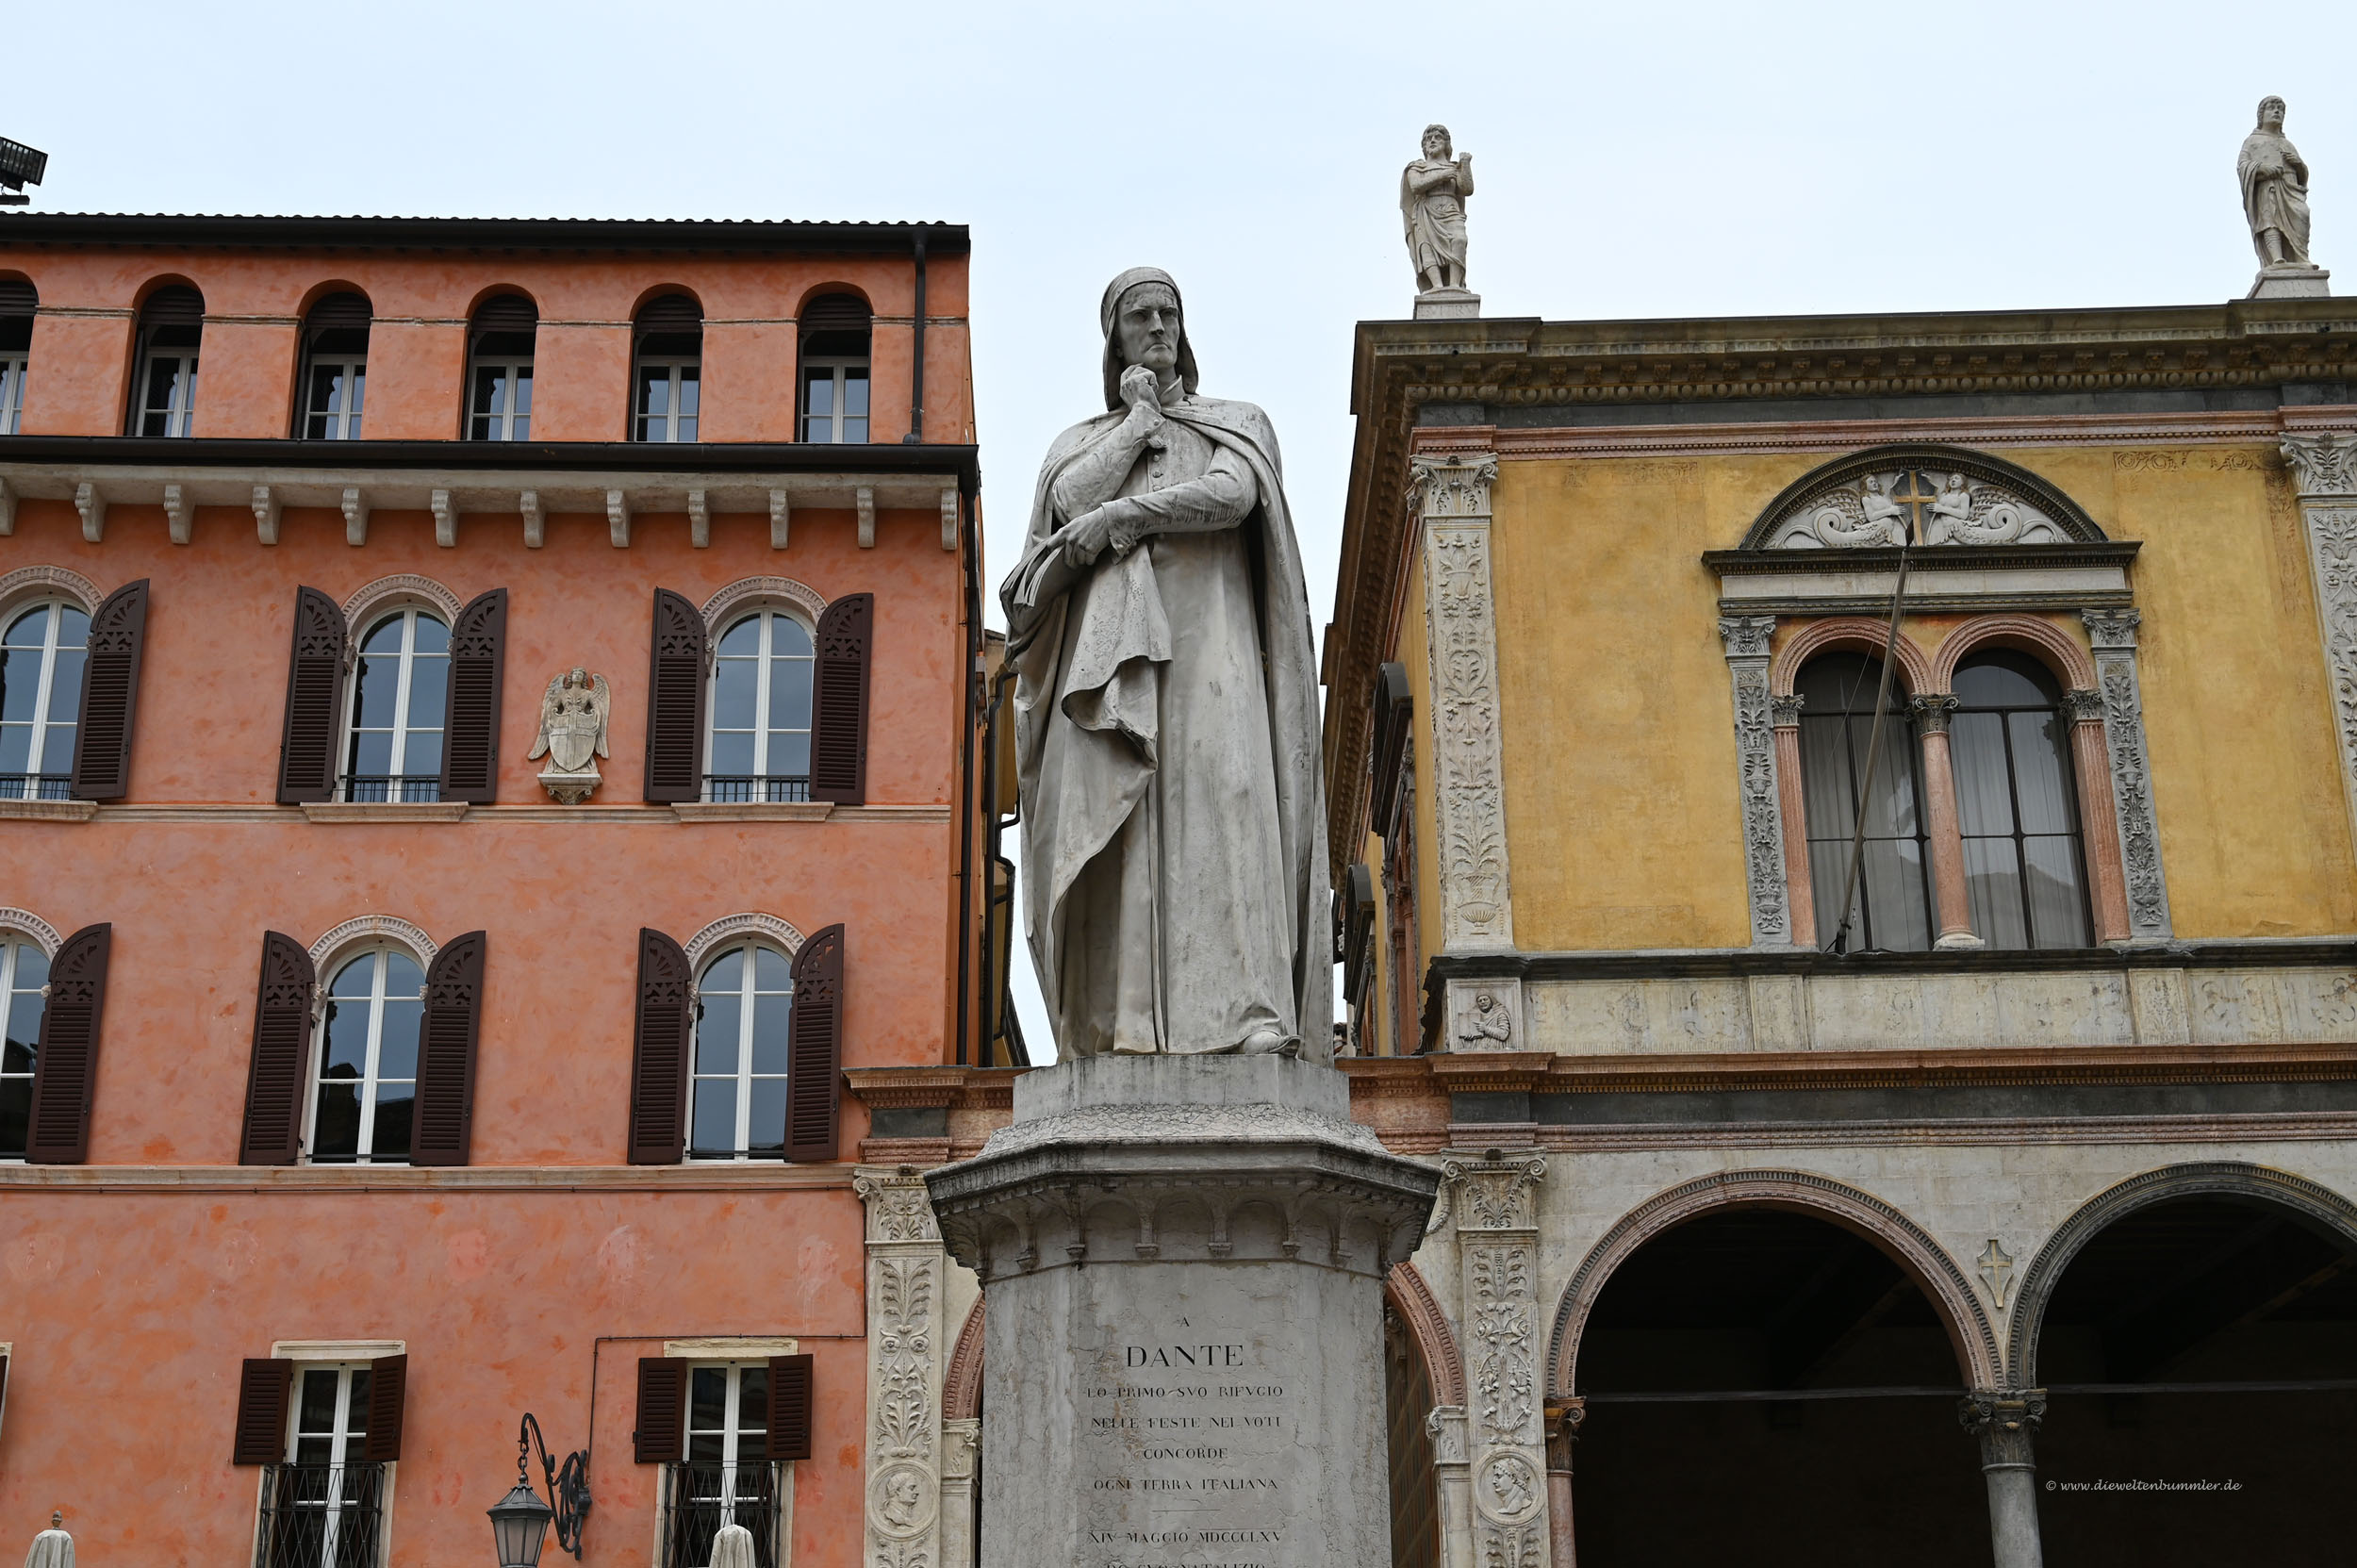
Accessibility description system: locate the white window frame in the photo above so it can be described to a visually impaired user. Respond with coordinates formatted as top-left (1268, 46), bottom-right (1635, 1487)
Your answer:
top-left (684, 1361), bottom-right (773, 1502)
top-left (468, 355), bottom-right (534, 441)
top-left (799, 355), bottom-right (868, 444)
top-left (303, 943), bottom-right (426, 1166)
top-left (304, 355), bottom-right (367, 440)
top-left (278, 1361), bottom-right (385, 1568)
top-left (1, 599), bottom-right (88, 801)
top-left (689, 942), bottom-right (794, 1162)
top-left (702, 610), bottom-right (816, 804)
top-left (0, 349), bottom-right (25, 435)
top-left (338, 608), bottom-right (449, 803)
top-left (1, 937), bottom-right (48, 1163)
top-left (136, 347), bottom-right (199, 437)
top-left (635, 355), bottom-right (701, 443)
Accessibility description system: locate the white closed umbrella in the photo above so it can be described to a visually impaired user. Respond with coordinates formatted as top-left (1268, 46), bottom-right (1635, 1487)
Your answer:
top-left (23, 1512), bottom-right (72, 1568)
top-left (706, 1522), bottom-right (756, 1568)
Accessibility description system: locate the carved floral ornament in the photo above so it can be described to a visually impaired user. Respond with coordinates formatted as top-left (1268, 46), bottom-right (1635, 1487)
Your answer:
top-left (1744, 447), bottom-right (2105, 552)
top-left (2283, 432), bottom-right (2357, 498)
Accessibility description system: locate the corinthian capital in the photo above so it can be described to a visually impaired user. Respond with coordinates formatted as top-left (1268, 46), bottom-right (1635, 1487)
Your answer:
top-left (2283, 434), bottom-right (2357, 498)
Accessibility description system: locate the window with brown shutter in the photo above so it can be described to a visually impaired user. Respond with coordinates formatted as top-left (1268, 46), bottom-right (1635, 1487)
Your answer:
top-left (68, 580), bottom-right (149, 801)
top-left (241, 933), bottom-right (318, 1165)
top-left (628, 929), bottom-right (693, 1164)
top-left (785, 925), bottom-right (844, 1163)
top-left (25, 923), bottom-right (110, 1164)
top-left (809, 595), bottom-right (872, 805)
top-left (634, 1358), bottom-right (686, 1462)
top-left (363, 1353), bottom-right (408, 1461)
top-left (438, 590), bottom-right (507, 804)
top-left (276, 587), bottom-right (349, 803)
top-left (767, 1353), bottom-right (814, 1461)
top-left (642, 589), bottom-right (708, 803)
top-left (410, 932), bottom-right (486, 1166)
top-left (233, 1357), bottom-right (295, 1463)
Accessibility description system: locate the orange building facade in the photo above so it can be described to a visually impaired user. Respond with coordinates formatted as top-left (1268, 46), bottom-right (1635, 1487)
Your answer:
top-left (0, 213), bottom-right (1007, 1568)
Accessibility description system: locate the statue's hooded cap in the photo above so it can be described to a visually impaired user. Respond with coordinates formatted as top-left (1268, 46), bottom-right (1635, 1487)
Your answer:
top-left (1099, 266), bottom-right (1199, 411)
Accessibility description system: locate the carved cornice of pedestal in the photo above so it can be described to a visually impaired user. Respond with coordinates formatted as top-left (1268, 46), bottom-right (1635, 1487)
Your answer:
top-left (2283, 433), bottom-right (2357, 498)
top-left (1958, 1387), bottom-right (2048, 1467)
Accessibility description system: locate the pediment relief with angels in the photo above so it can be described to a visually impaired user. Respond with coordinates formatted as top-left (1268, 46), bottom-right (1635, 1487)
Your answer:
top-left (1741, 445), bottom-right (2106, 552)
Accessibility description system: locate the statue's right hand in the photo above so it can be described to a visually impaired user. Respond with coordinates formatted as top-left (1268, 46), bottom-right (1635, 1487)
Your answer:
top-left (1120, 364), bottom-right (1162, 413)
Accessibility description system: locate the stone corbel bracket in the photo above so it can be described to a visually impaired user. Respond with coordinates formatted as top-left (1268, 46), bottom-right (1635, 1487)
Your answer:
top-left (163, 484), bottom-right (192, 544)
top-left (74, 482), bottom-right (105, 542)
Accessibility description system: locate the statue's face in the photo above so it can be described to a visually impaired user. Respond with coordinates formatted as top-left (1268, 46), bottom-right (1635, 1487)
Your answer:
top-left (1424, 127), bottom-right (1450, 158)
top-left (2261, 98), bottom-right (2285, 129)
top-left (1115, 284), bottom-right (1182, 377)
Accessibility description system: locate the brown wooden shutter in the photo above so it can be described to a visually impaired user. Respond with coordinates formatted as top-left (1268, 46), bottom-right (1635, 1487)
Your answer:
top-left (634, 1358), bottom-right (685, 1462)
top-left (642, 588), bottom-right (708, 803)
top-left (767, 1353), bottom-right (815, 1461)
top-left (785, 925), bottom-right (844, 1163)
top-left (627, 929), bottom-right (692, 1164)
top-left (410, 932), bottom-right (486, 1166)
top-left (363, 1353), bottom-right (408, 1461)
top-left (25, 923), bottom-right (111, 1164)
top-left (276, 587), bottom-right (348, 804)
top-left (68, 579), bottom-right (149, 801)
top-left (233, 1358), bottom-right (294, 1463)
top-left (241, 933), bottom-right (317, 1165)
top-left (438, 589), bottom-right (507, 805)
top-left (809, 595), bottom-right (872, 805)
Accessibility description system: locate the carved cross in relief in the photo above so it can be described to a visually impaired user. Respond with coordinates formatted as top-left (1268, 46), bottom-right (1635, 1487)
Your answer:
top-left (1977, 1238), bottom-right (2016, 1309)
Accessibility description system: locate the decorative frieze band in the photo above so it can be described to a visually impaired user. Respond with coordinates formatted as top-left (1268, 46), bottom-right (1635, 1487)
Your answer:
top-left (1718, 616), bottom-right (1792, 948)
top-left (2283, 436), bottom-right (2357, 867)
top-left (1413, 454), bottom-right (1516, 952)
top-left (2081, 611), bottom-right (2171, 940)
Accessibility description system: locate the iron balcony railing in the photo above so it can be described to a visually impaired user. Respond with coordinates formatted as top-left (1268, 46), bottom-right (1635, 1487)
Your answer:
top-left (255, 1461), bottom-right (387, 1568)
top-left (0, 773), bottom-right (72, 801)
top-left (701, 774), bottom-right (811, 804)
top-left (340, 774), bottom-right (441, 803)
top-left (658, 1461), bottom-right (784, 1568)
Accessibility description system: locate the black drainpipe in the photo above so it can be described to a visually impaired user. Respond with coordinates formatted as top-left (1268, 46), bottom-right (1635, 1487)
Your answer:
top-left (904, 226), bottom-right (928, 443)
top-left (953, 485), bottom-right (981, 1065)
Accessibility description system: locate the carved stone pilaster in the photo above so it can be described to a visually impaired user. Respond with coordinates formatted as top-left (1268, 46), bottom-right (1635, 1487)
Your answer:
top-left (938, 1417), bottom-right (981, 1568)
top-left (854, 1167), bottom-right (948, 1568)
top-left (1718, 616), bottom-right (1791, 948)
top-left (1414, 454), bottom-right (1516, 952)
top-left (2283, 436), bottom-right (2357, 867)
top-left (2082, 610), bottom-right (2171, 939)
top-left (1426, 1405), bottom-right (1475, 1568)
top-left (1445, 1154), bottom-right (1550, 1568)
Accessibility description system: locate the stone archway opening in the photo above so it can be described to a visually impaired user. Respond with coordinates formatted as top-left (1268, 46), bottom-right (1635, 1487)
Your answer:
top-left (1570, 1208), bottom-right (1986, 1567)
top-left (2028, 1192), bottom-right (2357, 1562)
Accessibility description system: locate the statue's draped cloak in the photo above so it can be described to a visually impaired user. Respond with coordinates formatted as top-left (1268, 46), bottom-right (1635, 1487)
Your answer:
top-left (1401, 158), bottom-right (1471, 276)
top-left (2239, 128), bottom-right (2313, 263)
top-left (1003, 392), bottom-right (1330, 1060)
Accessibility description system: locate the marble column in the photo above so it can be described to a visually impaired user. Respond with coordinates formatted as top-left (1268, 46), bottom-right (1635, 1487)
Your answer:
top-left (1911, 694), bottom-right (1983, 949)
top-left (853, 1166), bottom-right (951, 1568)
top-left (2081, 610), bottom-right (2172, 940)
top-left (1960, 1389), bottom-right (2047, 1568)
top-left (1448, 1153), bottom-right (1554, 1568)
top-left (1770, 694), bottom-right (1816, 948)
top-left (1718, 617), bottom-right (1794, 948)
top-left (2283, 433), bottom-right (2357, 863)
top-left (2063, 688), bottom-right (2132, 943)
top-left (1543, 1398), bottom-right (1584, 1568)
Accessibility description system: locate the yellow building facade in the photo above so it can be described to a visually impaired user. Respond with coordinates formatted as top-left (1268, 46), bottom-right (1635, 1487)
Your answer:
top-left (1327, 301), bottom-right (2357, 1566)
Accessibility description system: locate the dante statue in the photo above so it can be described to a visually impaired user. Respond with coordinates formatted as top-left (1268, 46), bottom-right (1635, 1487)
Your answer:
top-left (2239, 96), bottom-right (2315, 269)
top-left (1403, 124), bottom-right (1475, 293)
top-left (1001, 268), bottom-right (1329, 1060)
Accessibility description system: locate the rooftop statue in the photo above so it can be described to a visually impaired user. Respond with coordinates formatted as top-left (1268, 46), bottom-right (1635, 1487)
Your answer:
top-left (1000, 268), bottom-right (1329, 1061)
top-left (1403, 124), bottom-right (1475, 295)
top-left (2241, 96), bottom-right (2330, 297)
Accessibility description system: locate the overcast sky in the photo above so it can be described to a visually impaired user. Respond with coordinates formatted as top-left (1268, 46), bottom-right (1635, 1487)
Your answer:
top-left (9, 0), bottom-right (2350, 1057)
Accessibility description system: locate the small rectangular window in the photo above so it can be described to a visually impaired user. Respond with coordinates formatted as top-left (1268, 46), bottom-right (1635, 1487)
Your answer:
top-left (636, 359), bottom-right (701, 442)
top-left (661, 1363), bottom-right (783, 1568)
top-left (137, 338), bottom-right (199, 438)
top-left (256, 1364), bottom-right (388, 1568)
top-left (0, 352), bottom-right (25, 436)
top-left (0, 286), bottom-right (28, 434)
top-left (304, 360), bottom-right (367, 440)
top-left (800, 359), bottom-right (867, 444)
top-left (469, 359), bottom-right (533, 441)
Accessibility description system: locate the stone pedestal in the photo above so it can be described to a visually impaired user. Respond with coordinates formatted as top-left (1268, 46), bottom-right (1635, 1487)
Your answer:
top-left (928, 1055), bottom-right (1441, 1568)
top-left (2250, 263), bottom-right (2330, 299)
top-left (1414, 288), bottom-right (1481, 320)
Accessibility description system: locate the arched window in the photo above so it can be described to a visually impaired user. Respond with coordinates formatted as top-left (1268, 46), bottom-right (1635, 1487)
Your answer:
top-left (1, 933), bottom-right (48, 1159)
top-left (131, 284), bottom-right (203, 437)
top-left (342, 608), bottom-right (450, 802)
top-left (467, 293), bottom-right (536, 441)
top-left (1951, 651), bottom-right (2090, 949)
top-left (1796, 652), bottom-right (1934, 950)
top-left (299, 290), bottom-right (371, 439)
top-left (0, 277), bottom-right (34, 435)
top-left (309, 942), bottom-right (424, 1164)
top-left (690, 942), bottom-right (793, 1160)
top-left (798, 293), bottom-right (870, 444)
top-left (705, 610), bottom-right (816, 803)
top-left (1, 598), bottom-right (89, 801)
top-left (635, 293), bottom-right (701, 442)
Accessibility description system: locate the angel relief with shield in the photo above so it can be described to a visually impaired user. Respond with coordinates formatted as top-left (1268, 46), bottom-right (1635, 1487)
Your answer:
top-left (530, 668), bottom-right (611, 803)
